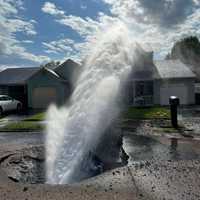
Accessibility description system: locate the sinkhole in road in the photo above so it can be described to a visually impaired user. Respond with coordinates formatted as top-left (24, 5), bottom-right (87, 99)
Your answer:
top-left (1, 130), bottom-right (200, 184)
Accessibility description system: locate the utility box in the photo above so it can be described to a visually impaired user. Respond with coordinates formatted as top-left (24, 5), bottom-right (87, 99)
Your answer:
top-left (169, 96), bottom-right (180, 128)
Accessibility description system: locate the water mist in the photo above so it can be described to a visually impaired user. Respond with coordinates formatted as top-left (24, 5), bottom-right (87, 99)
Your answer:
top-left (46, 23), bottom-right (141, 184)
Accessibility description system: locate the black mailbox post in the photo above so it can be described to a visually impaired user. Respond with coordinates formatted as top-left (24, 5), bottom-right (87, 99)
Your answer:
top-left (169, 96), bottom-right (180, 128)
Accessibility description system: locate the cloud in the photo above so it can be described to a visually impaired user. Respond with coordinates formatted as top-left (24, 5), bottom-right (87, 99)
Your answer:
top-left (0, 18), bottom-right (37, 36)
top-left (42, 2), bottom-right (65, 17)
top-left (0, 0), bottom-right (19, 16)
top-left (0, 34), bottom-right (49, 63)
top-left (43, 38), bottom-right (75, 54)
top-left (22, 40), bottom-right (34, 44)
top-left (103, 0), bottom-right (200, 28)
top-left (0, 0), bottom-right (50, 64)
top-left (41, 2), bottom-right (121, 60)
top-left (57, 16), bottom-right (99, 37)
top-left (42, 0), bottom-right (200, 61)
top-left (42, 2), bottom-right (100, 37)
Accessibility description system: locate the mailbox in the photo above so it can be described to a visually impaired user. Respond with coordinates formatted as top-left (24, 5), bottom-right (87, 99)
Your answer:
top-left (169, 96), bottom-right (180, 106)
top-left (169, 96), bottom-right (180, 128)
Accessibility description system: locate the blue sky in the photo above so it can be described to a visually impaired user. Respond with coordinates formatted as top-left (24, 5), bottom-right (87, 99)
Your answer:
top-left (0, 0), bottom-right (200, 69)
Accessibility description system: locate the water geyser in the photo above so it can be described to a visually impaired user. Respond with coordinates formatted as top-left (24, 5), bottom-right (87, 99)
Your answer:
top-left (46, 23), bottom-right (142, 184)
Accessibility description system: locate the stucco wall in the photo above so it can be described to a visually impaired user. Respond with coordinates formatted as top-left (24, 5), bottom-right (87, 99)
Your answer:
top-left (27, 70), bottom-right (69, 108)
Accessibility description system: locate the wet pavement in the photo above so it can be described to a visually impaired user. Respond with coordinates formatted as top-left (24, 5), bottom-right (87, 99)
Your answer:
top-left (0, 132), bottom-right (44, 145)
top-left (123, 133), bottom-right (200, 164)
top-left (0, 107), bottom-right (200, 199)
top-left (79, 159), bottom-right (200, 200)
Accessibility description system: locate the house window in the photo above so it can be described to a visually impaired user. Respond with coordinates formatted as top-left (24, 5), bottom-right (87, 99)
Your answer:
top-left (135, 81), bottom-right (153, 97)
top-left (134, 81), bottom-right (154, 106)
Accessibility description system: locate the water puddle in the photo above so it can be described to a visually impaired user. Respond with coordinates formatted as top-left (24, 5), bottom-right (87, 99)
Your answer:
top-left (123, 133), bottom-right (200, 164)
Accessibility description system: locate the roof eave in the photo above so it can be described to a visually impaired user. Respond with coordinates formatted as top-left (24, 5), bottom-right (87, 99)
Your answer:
top-left (155, 76), bottom-right (196, 80)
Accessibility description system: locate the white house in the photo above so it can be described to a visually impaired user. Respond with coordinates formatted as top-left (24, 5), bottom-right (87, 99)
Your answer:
top-left (125, 51), bottom-right (196, 106)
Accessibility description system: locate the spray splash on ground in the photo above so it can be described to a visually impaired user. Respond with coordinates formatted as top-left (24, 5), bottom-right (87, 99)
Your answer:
top-left (46, 23), bottom-right (142, 184)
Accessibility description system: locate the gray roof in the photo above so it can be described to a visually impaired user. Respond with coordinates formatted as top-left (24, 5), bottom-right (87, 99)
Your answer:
top-left (0, 67), bottom-right (39, 85)
top-left (154, 60), bottom-right (196, 79)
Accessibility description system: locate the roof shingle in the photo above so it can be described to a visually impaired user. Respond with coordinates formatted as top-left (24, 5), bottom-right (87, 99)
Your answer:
top-left (0, 67), bottom-right (39, 85)
top-left (154, 60), bottom-right (196, 79)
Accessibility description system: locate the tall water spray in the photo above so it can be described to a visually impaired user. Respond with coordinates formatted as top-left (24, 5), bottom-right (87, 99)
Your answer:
top-left (46, 23), bottom-right (141, 184)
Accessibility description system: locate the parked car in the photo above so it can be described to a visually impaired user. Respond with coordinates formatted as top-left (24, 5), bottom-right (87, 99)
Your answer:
top-left (0, 95), bottom-right (22, 116)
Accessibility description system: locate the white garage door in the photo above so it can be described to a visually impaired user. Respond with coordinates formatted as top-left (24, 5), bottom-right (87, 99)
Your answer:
top-left (32, 87), bottom-right (57, 109)
top-left (160, 84), bottom-right (188, 105)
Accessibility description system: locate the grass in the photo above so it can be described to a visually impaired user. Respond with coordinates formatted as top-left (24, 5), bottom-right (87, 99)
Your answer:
top-left (24, 112), bottom-right (45, 122)
top-left (0, 112), bottom-right (45, 132)
top-left (0, 106), bottom-right (170, 132)
top-left (124, 106), bottom-right (170, 119)
top-left (0, 121), bottom-right (44, 132)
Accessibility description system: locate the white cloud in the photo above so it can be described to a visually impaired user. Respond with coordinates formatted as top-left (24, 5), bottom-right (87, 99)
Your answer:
top-left (57, 16), bottom-right (99, 37)
top-left (0, 0), bottom-right (18, 16)
top-left (103, 0), bottom-right (200, 27)
top-left (97, 1), bottom-right (200, 58)
top-left (0, 34), bottom-right (49, 63)
top-left (41, 2), bottom-right (121, 60)
top-left (42, 2), bottom-right (100, 37)
top-left (42, 0), bottom-right (200, 60)
top-left (22, 40), bottom-right (34, 44)
top-left (42, 2), bottom-right (65, 17)
top-left (1, 18), bottom-right (37, 36)
top-left (43, 38), bottom-right (75, 54)
top-left (0, 0), bottom-right (50, 64)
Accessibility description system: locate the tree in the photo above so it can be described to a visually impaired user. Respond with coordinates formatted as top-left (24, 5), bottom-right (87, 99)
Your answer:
top-left (167, 36), bottom-right (200, 77)
top-left (40, 61), bottom-right (60, 69)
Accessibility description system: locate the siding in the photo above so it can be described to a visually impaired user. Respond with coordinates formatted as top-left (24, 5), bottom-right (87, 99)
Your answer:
top-left (153, 80), bottom-right (161, 105)
top-left (158, 78), bottom-right (195, 105)
top-left (27, 70), bottom-right (69, 108)
top-left (130, 78), bottom-right (195, 106)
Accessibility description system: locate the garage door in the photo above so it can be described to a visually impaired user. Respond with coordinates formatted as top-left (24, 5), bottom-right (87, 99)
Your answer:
top-left (32, 87), bottom-right (57, 109)
top-left (160, 84), bottom-right (188, 105)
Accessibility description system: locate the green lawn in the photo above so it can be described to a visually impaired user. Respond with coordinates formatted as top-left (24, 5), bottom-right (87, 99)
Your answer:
top-left (0, 107), bottom-right (170, 132)
top-left (24, 112), bottom-right (45, 121)
top-left (1, 121), bottom-right (44, 132)
top-left (124, 106), bottom-right (170, 119)
top-left (0, 112), bottom-right (45, 132)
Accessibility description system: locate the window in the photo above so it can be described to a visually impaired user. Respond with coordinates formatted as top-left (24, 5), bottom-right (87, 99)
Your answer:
top-left (0, 96), bottom-right (12, 101)
top-left (6, 96), bottom-right (12, 100)
top-left (1, 96), bottom-right (8, 101)
top-left (135, 81), bottom-right (153, 97)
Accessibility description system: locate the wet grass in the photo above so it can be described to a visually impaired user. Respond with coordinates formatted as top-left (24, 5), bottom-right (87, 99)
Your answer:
top-left (124, 106), bottom-right (170, 119)
top-left (0, 121), bottom-right (44, 132)
top-left (0, 112), bottom-right (45, 132)
top-left (24, 112), bottom-right (45, 122)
